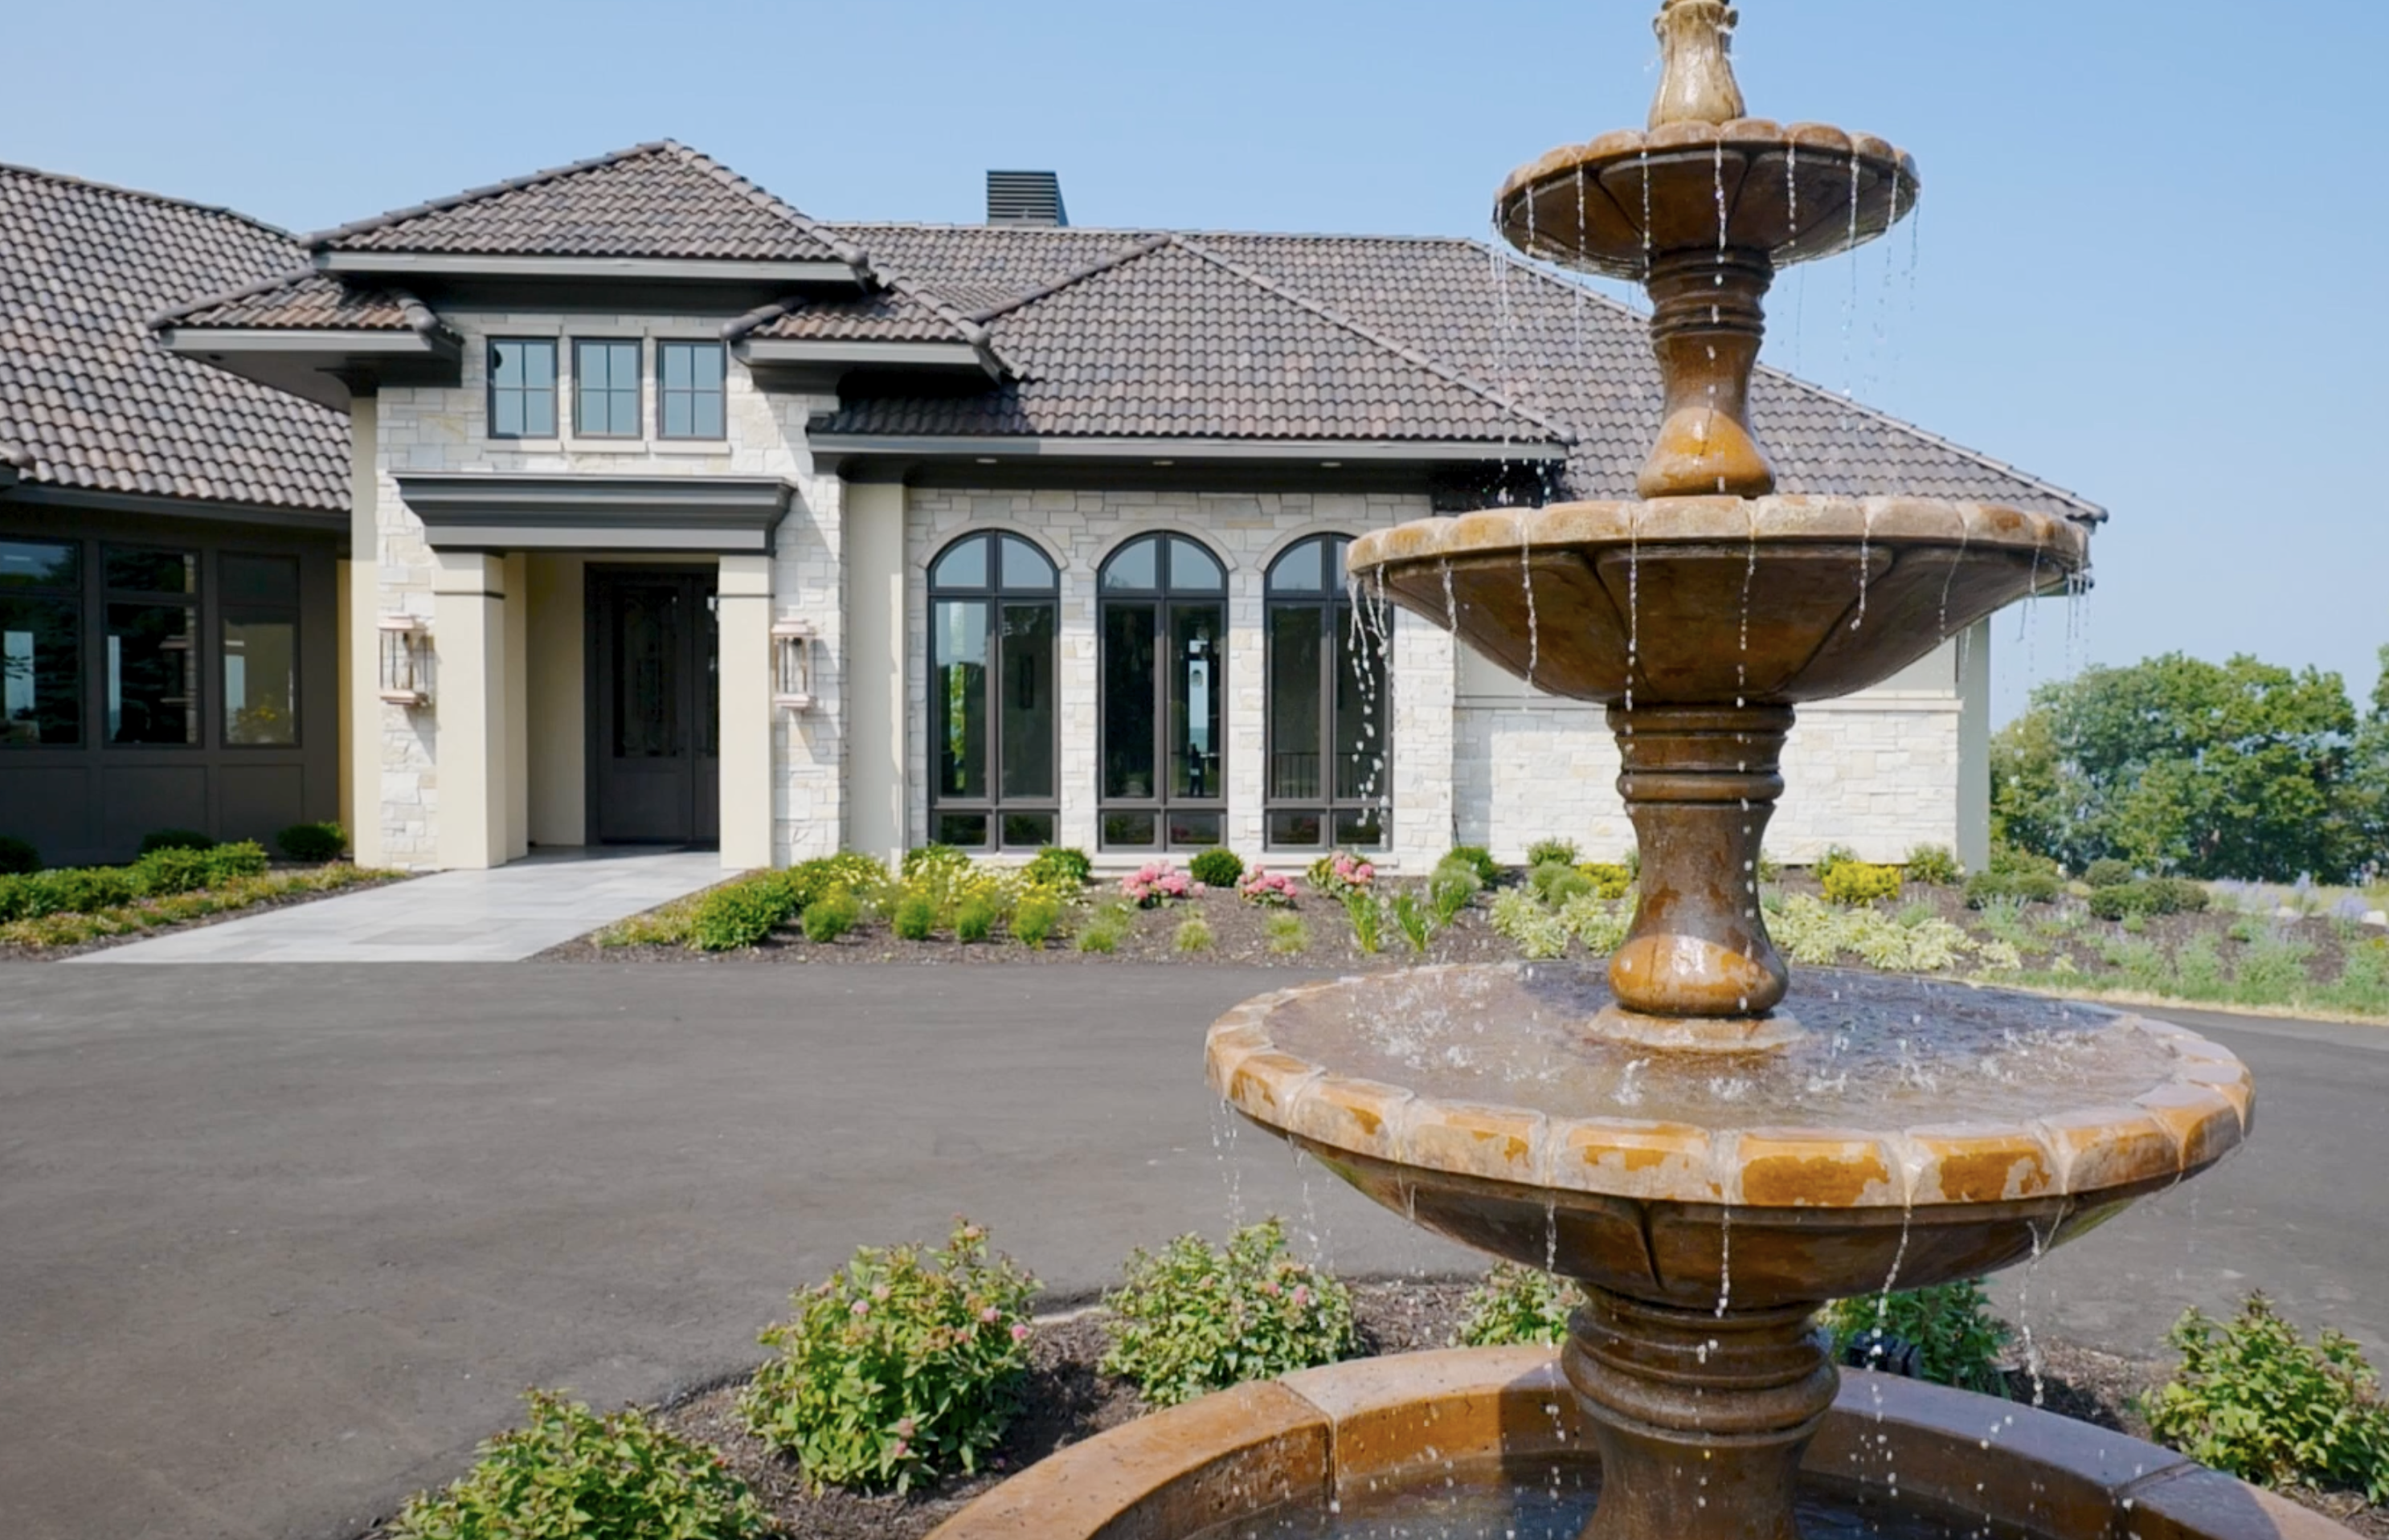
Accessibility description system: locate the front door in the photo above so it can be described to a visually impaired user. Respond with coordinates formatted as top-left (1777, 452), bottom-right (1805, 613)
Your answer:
top-left (589, 567), bottom-right (718, 845)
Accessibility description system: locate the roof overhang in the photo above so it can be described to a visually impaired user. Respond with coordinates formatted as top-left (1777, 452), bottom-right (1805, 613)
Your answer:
top-left (157, 326), bottom-right (464, 411)
top-left (317, 251), bottom-right (861, 286)
top-left (0, 481), bottom-right (346, 533)
top-left (395, 473), bottom-right (795, 554)
top-left (808, 432), bottom-right (1571, 476)
top-left (737, 338), bottom-right (992, 371)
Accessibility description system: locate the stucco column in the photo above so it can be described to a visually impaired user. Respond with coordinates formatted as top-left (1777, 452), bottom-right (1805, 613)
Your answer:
top-left (503, 551), bottom-right (530, 860)
top-left (432, 550), bottom-right (510, 870)
top-left (346, 396), bottom-right (385, 868)
top-left (718, 554), bottom-right (775, 871)
top-left (844, 480), bottom-right (906, 866)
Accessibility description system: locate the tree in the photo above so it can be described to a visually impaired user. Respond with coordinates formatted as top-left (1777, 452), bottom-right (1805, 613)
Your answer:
top-left (2354, 645), bottom-right (2389, 879)
top-left (1992, 651), bottom-right (2375, 883)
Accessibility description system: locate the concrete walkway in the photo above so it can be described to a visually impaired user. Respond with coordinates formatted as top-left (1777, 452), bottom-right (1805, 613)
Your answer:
top-left (67, 848), bottom-right (726, 963)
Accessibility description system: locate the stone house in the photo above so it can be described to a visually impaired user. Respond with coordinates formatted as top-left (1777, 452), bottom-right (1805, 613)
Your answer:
top-left (6, 142), bottom-right (2101, 872)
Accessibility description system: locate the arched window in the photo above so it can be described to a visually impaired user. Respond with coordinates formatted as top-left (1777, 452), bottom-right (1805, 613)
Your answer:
top-left (929, 531), bottom-right (1059, 850)
top-left (1266, 534), bottom-right (1389, 849)
top-left (1098, 533), bottom-right (1227, 849)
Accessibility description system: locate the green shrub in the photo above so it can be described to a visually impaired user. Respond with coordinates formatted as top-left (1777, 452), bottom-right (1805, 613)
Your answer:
top-left (1077, 902), bottom-right (1131, 954)
top-left (1576, 862), bottom-right (1634, 901)
top-left (1966, 868), bottom-right (2063, 908)
top-left (1307, 850), bottom-right (1377, 899)
top-left (902, 843), bottom-right (972, 880)
top-left (1023, 846), bottom-right (1093, 888)
top-left (132, 847), bottom-right (217, 897)
top-left (1188, 849), bottom-right (1244, 888)
top-left (1011, 893), bottom-right (1061, 949)
top-left (1558, 894), bottom-right (1634, 955)
top-left (2084, 858), bottom-right (2136, 889)
top-left (391, 1388), bottom-right (761, 1540)
top-left (1266, 913), bottom-right (1310, 955)
top-left (11, 866), bottom-right (134, 918)
top-left (1428, 860), bottom-right (1482, 925)
top-left (892, 893), bottom-right (937, 941)
top-left (691, 875), bottom-right (796, 951)
top-left (742, 1219), bottom-right (1037, 1494)
top-left (786, 852), bottom-right (890, 910)
top-left (202, 840), bottom-right (269, 884)
top-left (2088, 877), bottom-right (2214, 921)
top-left (1489, 888), bottom-right (1570, 959)
top-left (1529, 861), bottom-right (1595, 906)
top-left (1813, 844), bottom-right (1859, 880)
top-left (1388, 890), bottom-right (1436, 954)
top-left (2142, 1294), bottom-right (2389, 1502)
top-left (1442, 844), bottom-right (1500, 886)
top-left (276, 823), bottom-right (347, 863)
top-left (1100, 1218), bottom-right (1356, 1407)
top-left (1454, 1264), bottom-right (1582, 1348)
top-left (1173, 917), bottom-right (1214, 954)
top-left (801, 888), bottom-right (862, 943)
top-left (1343, 891), bottom-right (1384, 954)
top-left (954, 894), bottom-right (998, 943)
top-left (0, 835), bottom-right (40, 875)
top-left (1525, 836), bottom-right (1580, 868)
top-left (139, 828), bottom-right (215, 855)
top-left (1906, 844), bottom-right (1965, 887)
top-left (1824, 1282), bottom-right (2013, 1398)
top-left (1822, 861), bottom-right (1904, 906)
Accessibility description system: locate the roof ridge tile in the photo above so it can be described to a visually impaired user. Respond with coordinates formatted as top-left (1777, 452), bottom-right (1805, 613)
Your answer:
top-left (966, 234), bottom-right (1175, 325)
top-left (300, 141), bottom-right (674, 249)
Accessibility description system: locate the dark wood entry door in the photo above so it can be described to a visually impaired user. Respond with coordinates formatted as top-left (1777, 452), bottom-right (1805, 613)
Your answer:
top-left (589, 568), bottom-right (718, 846)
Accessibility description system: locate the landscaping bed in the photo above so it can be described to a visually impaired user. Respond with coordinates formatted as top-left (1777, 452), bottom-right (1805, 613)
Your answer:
top-left (362, 1283), bottom-right (2385, 1540)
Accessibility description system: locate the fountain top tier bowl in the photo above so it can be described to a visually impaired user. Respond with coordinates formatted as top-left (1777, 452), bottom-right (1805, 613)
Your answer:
top-left (1209, 966), bottom-right (2251, 1309)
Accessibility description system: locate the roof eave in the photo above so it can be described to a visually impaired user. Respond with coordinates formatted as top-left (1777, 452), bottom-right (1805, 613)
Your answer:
top-left (735, 337), bottom-right (999, 377)
top-left (157, 326), bottom-right (464, 411)
top-left (316, 250), bottom-right (862, 286)
top-left (808, 431), bottom-right (1571, 475)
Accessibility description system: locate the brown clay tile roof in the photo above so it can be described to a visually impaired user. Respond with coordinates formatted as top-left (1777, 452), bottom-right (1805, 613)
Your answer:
top-left (157, 268), bottom-right (440, 333)
top-left (823, 223), bottom-right (2101, 520)
top-left (306, 141), bottom-right (862, 265)
top-left (813, 234), bottom-right (1572, 447)
top-left (727, 273), bottom-right (989, 351)
top-left (0, 164), bottom-right (348, 513)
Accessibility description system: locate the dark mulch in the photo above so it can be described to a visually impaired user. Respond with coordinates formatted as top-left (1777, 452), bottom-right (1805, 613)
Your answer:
top-left (356, 1282), bottom-right (2385, 1540)
top-left (535, 884), bottom-right (1527, 970)
top-left (0, 865), bottom-right (411, 962)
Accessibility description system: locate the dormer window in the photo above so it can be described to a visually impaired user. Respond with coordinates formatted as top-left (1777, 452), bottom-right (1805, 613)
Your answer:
top-left (657, 341), bottom-right (726, 439)
top-left (573, 339), bottom-right (641, 438)
top-left (488, 338), bottom-right (558, 439)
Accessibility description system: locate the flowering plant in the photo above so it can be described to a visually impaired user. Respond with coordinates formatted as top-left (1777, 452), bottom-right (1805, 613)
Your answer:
top-left (1307, 850), bottom-right (1377, 900)
top-left (1237, 868), bottom-right (1299, 909)
top-left (1121, 862), bottom-right (1197, 909)
top-left (741, 1219), bottom-right (1036, 1493)
top-left (1100, 1218), bottom-right (1356, 1407)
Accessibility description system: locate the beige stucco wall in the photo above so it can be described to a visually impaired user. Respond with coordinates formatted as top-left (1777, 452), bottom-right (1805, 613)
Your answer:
top-left (523, 553), bottom-right (586, 848)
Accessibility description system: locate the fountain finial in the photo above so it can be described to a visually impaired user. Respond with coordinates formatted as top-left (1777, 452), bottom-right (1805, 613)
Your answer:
top-left (1650, 0), bottom-right (1746, 128)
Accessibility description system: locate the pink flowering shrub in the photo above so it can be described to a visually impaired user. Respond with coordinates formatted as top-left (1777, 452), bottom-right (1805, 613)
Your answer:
top-left (1307, 850), bottom-right (1377, 900)
top-left (742, 1219), bottom-right (1037, 1492)
top-left (1099, 1217), bottom-right (1356, 1407)
top-left (1237, 868), bottom-right (1300, 909)
top-left (1120, 861), bottom-right (1198, 909)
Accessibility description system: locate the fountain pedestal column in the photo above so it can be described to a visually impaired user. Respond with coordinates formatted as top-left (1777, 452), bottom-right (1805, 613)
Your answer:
top-left (1605, 704), bottom-right (1793, 1023)
top-left (1563, 1289), bottom-right (1838, 1540)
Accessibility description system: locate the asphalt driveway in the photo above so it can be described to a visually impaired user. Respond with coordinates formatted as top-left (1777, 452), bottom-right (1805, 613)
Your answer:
top-left (1, 964), bottom-right (2382, 1540)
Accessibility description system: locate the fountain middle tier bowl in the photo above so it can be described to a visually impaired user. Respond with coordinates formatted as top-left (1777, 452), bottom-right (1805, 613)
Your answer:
top-left (1208, 966), bottom-right (2249, 1309)
top-left (1347, 496), bottom-right (2087, 707)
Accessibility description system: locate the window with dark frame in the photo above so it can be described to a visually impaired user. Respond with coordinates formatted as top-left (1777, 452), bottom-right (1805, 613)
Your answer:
top-left (1265, 534), bottom-right (1389, 850)
top-left (657, 341), bottom-right (726, 439)
top-left (0, 537), bottom-right (84, 747)
top-left (1098, 533), bottom-right (1228, 851)
top-left (221, 554), bottom-right (301, 746)
top-left (572, 338), bottom-right (641, 438)
top-left (928, 531), bottom-right (1059, 851)
top-left (103, 544), bottom-right (198, 747)
top-left (488, 338), bottom-right (558, 439)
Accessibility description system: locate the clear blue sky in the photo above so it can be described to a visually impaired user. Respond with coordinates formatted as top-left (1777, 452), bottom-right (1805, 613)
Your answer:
top-left (13, 0), bottom-right (2383, 721)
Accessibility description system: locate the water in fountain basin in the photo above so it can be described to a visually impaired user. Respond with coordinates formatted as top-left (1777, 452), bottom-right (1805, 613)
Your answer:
top-left (1254, 966), bottom-right (2176, 1135)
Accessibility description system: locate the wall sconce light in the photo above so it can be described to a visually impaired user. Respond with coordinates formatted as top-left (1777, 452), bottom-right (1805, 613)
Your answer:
top-left (772, 618), bottom-right (818, 710)
top-left (378, 615), bottom-right (431, 706)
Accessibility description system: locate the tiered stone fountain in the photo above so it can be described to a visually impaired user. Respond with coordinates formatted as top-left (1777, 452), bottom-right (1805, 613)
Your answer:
top-left (937, 6), bottom-right (2318, 1538)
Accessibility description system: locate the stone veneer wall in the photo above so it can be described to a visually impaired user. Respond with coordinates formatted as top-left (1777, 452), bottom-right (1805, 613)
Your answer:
top-left (1453, 645), bottom-right (1974, 866)
top-left (904, 488), bottom-right (1456, 871)
top-left (368, 312), bottom-right (845, 868)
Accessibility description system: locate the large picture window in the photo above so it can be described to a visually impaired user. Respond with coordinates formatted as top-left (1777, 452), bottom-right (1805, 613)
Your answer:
top-left (221, 554), bottom-right (301, 746)
top-left (0, 537), bottom-right (83, 747)
top-left (104, 545), bottom-right (197, 746)
top-left (929, 532), bottom-right (1059, 850)
top-left (1266, 535), bottom-right (1389, 849)
top-left (1099, 533), bottom-right (1226, 849)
